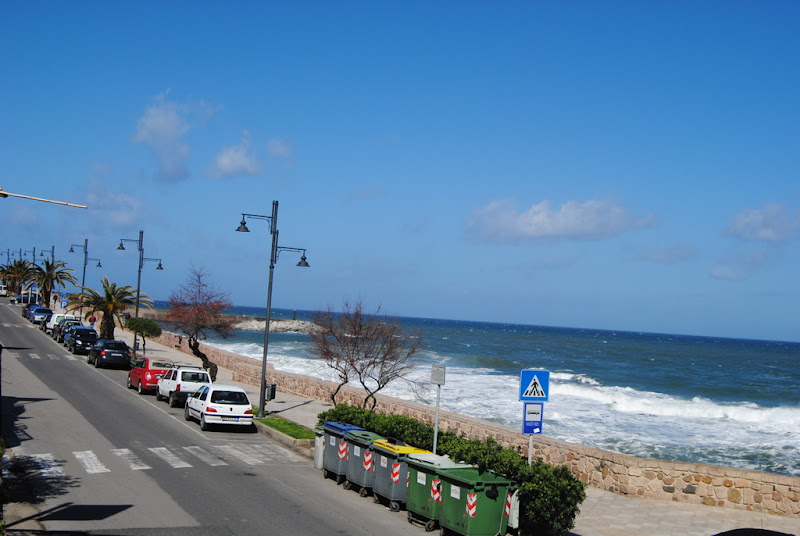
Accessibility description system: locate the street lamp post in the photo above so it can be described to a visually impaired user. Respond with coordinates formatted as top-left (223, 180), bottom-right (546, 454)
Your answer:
top-left (69, 239), bottom-right (102, 314)
top-left (236, 200), bottom-right (309, 418)
top-left (118, 230), bottom-right (163, 355)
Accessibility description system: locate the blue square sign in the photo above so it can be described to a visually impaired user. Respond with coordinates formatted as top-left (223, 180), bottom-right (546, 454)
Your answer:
top-left (519, 369), bottom-right (550, 401)
top-left (523, 402), bottom-right (543, 434)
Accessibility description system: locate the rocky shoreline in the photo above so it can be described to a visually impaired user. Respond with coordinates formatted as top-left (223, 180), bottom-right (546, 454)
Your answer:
top-left (140, 310), bottom-right (319, 335)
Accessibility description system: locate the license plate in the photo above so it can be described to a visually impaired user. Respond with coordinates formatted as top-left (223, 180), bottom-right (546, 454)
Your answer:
top-left (221, 417), bottom-right (239, 422)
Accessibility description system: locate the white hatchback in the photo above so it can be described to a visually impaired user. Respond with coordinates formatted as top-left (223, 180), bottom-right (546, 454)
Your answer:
top-left (184, 384), bottom-right (255, 431)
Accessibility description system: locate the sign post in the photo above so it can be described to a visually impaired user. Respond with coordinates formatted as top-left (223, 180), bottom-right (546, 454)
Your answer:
top-left (520, 369), bottom-right (550, 465)
top-left (431, 365), bottom-right (446, 454)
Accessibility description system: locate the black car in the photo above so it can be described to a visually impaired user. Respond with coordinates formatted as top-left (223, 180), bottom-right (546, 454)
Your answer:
top-left (66, 327), bottom-right (98, 355)
top-left (12, 294), bottom-right (40, 305)
top-left (87, 340), bottom-right (132, 369)
top-left (53, 318), bottom-right (82, 342)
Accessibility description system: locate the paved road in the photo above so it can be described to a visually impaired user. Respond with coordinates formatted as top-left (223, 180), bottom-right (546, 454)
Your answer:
top-left (0, 304), bottom-right (422, 536)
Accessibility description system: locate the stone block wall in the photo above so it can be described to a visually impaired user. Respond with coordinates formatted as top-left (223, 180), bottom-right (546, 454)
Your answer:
top-left (153, 331), bottom-right (800, 519)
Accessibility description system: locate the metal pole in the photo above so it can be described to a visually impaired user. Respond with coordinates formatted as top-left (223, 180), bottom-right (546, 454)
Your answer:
top-left (133, 230), bottom-right (143, 355)
top-left (80, 239), bottom-right (88, 315)
top-left (257, 200), bottom-right (279, 418)
top-left (433, 383), bottom-right (441, 454)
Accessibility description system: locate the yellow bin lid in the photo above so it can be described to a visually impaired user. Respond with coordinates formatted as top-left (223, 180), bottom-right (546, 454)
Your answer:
top-left (372, 439), bottom-right (430, 456)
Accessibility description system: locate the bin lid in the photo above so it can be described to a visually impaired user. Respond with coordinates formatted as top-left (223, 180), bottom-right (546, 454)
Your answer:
top-left (437, 467), bottom-right (511, 487)
top-left (345, 430), bottom-right (384, 444)
top-left (323, 421), bottom-right (363, 435)
top-left (406, 453), bottom-right (473, 471)
top-left (372, 439), bottom-right (430, 456)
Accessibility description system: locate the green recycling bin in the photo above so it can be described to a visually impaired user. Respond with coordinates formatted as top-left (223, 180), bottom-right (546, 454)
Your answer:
top-left (343, 430), bottom-right (384, 496)
top-left (372, 438), bottom-right (430, 512)
top-left (437, 467), bottom-right (514, 536)
top-left (322, 421), bottom-right (363, 484)
top-left (406, 453), bottom-right (473, 532)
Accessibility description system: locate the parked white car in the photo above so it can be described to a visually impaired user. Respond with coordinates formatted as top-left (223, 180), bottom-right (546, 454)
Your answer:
top-left (184, 384), bottom-right (254, 431)
top-left (156, 366), bottom-right (212, 407)
top-left (44, 313), bottom-right (79, 335)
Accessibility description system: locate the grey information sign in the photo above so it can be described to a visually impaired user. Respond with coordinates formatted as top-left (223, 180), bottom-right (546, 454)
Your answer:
top-left (431, 365), bottom-right (446, 385)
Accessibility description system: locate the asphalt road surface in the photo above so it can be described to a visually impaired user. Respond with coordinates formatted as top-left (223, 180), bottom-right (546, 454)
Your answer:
top-left (0, 301), bottom-right (421, 536)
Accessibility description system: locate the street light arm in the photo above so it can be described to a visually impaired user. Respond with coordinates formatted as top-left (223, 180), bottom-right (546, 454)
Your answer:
top-left (0, 187), bottom-right (88, 209)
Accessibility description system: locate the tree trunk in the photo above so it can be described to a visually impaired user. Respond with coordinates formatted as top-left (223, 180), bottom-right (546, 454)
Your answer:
top-left (188, 337), bottom-right (218, 382)
top-left (100, 313), bottom-right (115, 340)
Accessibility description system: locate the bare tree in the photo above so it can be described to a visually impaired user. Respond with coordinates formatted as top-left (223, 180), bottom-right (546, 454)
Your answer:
top-left (311, 300), bottom-right (423, 409)
top-left (165, 266), bottom-right (236, 381)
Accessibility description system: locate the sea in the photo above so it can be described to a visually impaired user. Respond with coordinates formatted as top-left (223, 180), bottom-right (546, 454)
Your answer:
top-left (155, 302), bottom-right (800, 477)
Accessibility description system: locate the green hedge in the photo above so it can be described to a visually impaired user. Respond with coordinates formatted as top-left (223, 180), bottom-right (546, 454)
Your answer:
top-left (318, 404), bottom-right (585, 536)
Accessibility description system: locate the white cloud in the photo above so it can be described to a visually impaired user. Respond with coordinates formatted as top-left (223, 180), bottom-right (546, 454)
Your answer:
top-left (266, 138), bottom-right (292, 159)
top-left (726, 203), bottom-right (800, 242)
top-left (85, 178), bottom-right (145, 228)
top-left (710, 265), bottom-right (750, 281)
top-left (466, 198), bottom-right (654, 243)
top-left (213, 135), bottom-right (261, 179)
top-left (133, 92), bottom-right (192, 182)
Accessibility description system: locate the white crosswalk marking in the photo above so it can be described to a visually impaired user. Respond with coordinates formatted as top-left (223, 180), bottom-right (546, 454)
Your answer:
top-left (148, 447), bottom-right (193, 468)
top-left (30, 453), bottom-right (64, 476)
top-left (30, 353), bottom-right (41, 360)
top-left (248, 442), bottom-right (304, 463)
top-left (6, 352), bottom-right (19, 358)
top-left (48, 354), bottom-right (61, 360)
top-left (112, 448), bottom-right (151, 470)
top-left (74, 450), bottom-right (110, 474)
top-left (62, 354), bottom-right (77, 361)
top-left (183, 446), bottom-right (228, 466)
top-left (216, 444), bottom-right (264, 465)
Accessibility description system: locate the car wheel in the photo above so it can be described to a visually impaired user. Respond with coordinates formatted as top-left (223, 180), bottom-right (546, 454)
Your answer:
top-left (168, 393), bottom-right (178, 407)
top-left (94, 357), bottom-right (100, 368)
top-left (156, 390), bottom-right (163, 402)
top-left (126, 376), bottom-right (133, 389)
top-left (184, 405), bottom-right (192, 421)
top-left (200, 414), bottom-right (210, 431)
top-left (137, 381), bottom-right (145, 395)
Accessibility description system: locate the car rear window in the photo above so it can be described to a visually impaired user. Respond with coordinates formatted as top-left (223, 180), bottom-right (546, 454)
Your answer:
top-left (210, 391), bottom-right (250, 404)
top-left (152, 361), bottom-right (172, 369)
top-left (181, 371), bottom-right (209, 382)
top-left (105, 342), bottom-right (127, 350)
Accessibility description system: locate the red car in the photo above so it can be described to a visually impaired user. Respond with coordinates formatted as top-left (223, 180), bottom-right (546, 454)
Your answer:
top-left (127, 357), bottom-right (175, 395)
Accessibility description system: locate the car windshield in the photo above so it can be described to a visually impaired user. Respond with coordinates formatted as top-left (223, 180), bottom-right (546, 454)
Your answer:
top-left (210, 391), bottom-right (250, 405)
top-left (105, 342), bottom-right (127, 350)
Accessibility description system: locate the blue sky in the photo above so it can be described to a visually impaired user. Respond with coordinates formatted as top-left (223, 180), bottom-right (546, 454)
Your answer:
top-left (1, 2), bottom-right (798, 342)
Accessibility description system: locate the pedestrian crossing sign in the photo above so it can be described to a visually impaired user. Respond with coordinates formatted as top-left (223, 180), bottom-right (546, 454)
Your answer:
top-left (519, 369), bottom-right (550, 401)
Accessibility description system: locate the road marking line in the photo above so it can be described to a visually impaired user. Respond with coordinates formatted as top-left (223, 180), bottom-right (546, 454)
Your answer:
top-left (216, 444), bottom-right (264, 465)
top-left (48, 354), bottom-right (60, 360)
top-left (63, 354), bottom-right (77, 361)
top-left (183, 446), bottom-right (228, 466)
top-left (112, 448), bottom-right (151, 470)
top-left (148, 447), bottom-right (193, 468)
top-left (74, 450), bottom-right (110, 474)
top-left (30, 353), bottom-right (41, 360)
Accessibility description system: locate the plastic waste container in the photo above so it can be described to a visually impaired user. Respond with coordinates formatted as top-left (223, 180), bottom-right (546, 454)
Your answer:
top-left (343, 430), bottom-right (384, 496)
top-left (372, 438), bottom-right (430, 511)
top-left (322, 421), bottom-right (363, 484)
top-left (314, 426), bottom-right (325, 470)
top-left (437, 467), bottom-right (515, 536)
top-left (406, 453), bottom-right (474, 532)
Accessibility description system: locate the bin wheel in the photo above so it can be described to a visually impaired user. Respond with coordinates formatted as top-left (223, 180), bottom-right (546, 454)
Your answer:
top-left (425, 520), bottom-right (437, 532)
top-left (336, 474), bottom-right (345, 485)
top-left (373, 493), bottom-right (381, 504)
top-left (342, 480), bottom-right (352, 491)
top-left (323, 469), bottom-right (330, 480)
top-left (359, 487), bottom-right (369, 497)
top-left (390, 500), bottom-right (400, 512)
top-left (407, 512), bottom-right (414, 524)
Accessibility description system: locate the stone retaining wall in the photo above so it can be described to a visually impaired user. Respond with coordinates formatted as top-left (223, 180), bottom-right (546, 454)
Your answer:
top-left (154, 331), bottom-right (800, 519)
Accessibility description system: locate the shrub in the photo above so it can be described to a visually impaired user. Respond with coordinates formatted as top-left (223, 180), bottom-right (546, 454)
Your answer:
top-left (317, 404), bottom-right (585, 536)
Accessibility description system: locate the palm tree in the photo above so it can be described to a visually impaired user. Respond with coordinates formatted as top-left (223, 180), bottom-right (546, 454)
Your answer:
top-left (0, 259), bottom-right (35, 296)
top-left (68, 276), bottom-right (153, 339)
top-left (33, 259), bottom-right (78, 308)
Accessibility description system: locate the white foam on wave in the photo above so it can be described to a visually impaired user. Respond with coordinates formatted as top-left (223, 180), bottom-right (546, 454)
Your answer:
top-left (205, 340), bottom-right (800, 476)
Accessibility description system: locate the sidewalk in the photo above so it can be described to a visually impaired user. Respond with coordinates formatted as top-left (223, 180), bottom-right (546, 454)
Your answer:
top-left (47, 328), bottom-right (800, 536)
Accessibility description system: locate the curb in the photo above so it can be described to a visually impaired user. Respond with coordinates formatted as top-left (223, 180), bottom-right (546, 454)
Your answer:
top-left (254, 421), bottom-right (316, 459)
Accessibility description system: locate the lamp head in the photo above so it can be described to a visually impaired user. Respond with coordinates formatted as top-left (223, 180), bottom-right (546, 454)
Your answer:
top-left (236, 218), bottom-right (250, 232)
top-left (156, 261), bottom-right (164, 270)
top-left (96, 261), bottom-right (102, 268)
top-left (69, 246), bottom-right (74, 253)
top-left (297, 254), bottom-right (310, 268)
top-left (117, 242), bottom-right (125, 250)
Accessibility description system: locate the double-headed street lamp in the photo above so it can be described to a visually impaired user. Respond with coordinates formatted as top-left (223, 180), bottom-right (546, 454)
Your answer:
top-left (236, 200), bottom-right (309, 418)
top-left (69, 239), bottom-right (102, 314)
top-left (118, 230), bottom-right (163, 355)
